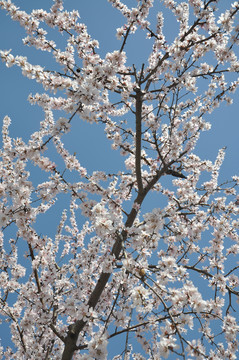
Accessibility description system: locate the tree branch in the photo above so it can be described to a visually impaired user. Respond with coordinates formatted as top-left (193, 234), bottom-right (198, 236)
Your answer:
top-left (135, 88), bottom-right (144, 193)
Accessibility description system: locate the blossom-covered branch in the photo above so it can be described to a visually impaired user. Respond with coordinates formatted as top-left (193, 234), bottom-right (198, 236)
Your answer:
top-left (0, 0), bottom-right (239, 359)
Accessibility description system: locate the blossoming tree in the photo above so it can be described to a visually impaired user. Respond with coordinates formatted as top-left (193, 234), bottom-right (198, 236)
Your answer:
top-left (0, 0), bottom-right (239, 359)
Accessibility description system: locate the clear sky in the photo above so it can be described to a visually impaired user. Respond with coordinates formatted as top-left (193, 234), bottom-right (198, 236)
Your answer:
top-left (0, 0), bottom-right (239, 358)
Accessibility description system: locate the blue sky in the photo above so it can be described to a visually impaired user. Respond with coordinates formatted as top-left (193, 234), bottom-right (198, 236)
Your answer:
top-left (0, 0), bottom-right (239, 358)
